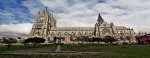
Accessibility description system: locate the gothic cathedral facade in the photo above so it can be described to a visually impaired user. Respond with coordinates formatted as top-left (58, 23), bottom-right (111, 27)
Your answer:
top-left (28, 7), bottom-right (136, 44)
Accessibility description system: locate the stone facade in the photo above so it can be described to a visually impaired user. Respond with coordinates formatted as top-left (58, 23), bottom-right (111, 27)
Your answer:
top-left (28, 7), bottom-right (136, 44)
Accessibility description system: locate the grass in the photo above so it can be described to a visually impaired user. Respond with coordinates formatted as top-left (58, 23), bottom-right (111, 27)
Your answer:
top-left (0, 44), bottom-right (56, 51)
top-left (0, 44), bottom-right (150, 58)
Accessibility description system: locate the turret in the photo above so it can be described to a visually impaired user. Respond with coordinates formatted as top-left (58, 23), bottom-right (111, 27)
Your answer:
top-left (110, 22), bottom-right (114, 27)
top-left (138, 32), bottom-right (141, 35)
top-left (42, 6), bottom-right (49, 15)
top-left (95, 22), bottom-right (98, 26)
top-left (94, 23), bottom-right (98, 36)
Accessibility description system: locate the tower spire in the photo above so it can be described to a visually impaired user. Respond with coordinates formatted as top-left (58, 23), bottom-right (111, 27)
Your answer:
top-left (38, 11), bottom-right (40, 14)
top-left (45, 6), bottom-right (48, 11)
top-left (43, 6), bottom-right (49, 14)
top-left (97, 13), bottom-right (104, 24)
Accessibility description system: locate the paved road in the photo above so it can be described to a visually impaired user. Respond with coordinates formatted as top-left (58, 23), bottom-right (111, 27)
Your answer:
top-left (0, 50), bottom-right (103, 55)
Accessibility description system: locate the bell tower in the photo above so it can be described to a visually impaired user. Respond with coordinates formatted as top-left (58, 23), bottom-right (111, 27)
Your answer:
top-left (28, 6), bottom-right (56, 40)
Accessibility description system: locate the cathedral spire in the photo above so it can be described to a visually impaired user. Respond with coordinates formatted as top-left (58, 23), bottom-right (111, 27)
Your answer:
top-left (97, 13), bottom-right (104, 24)
top-left (45, 6), bottom-right (48, 11)
top-left (43, 6), bottom-right (49, 14)
top-left (95, 22), bottom-right (98, 26)
top-left (38, 11), bottom-right (40, 14)
top-left (36, 11), bottom-right (40, 17)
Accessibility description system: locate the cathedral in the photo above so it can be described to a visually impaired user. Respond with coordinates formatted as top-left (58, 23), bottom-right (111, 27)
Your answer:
top-left (28, 7), bottom-right (136, 44)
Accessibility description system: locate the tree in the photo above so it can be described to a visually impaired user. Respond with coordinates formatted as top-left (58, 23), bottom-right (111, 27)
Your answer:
top-left (84, 37), bottom-right (92, 44)
top-left (75, 36), bottom-right (88, 44)
top-left (103, 36), bottom-right (117, 44)
top-left (103, 38), bottom-right (109, 44)
top-left (126, 36), bottom-right (131, 44)
top-left (19, 38), bottom-right (26, 45)
top-left (70, 35), bottom-right (75, 44)
top-left (76, 36), bottom-right (83, 44)
top-left (17, 37), bottom-right (21, 39)
top-left (17, 37), bottom-right (22, 43)
top-left (24, 37), bottom-right (45, 47)
top-left (93, 38), bottom-right (103, 44)
top-left (87, 38), bottom-right (94, 44)
top-left (2, 37), bottom-right (18, 49)
top-left (82, 36), bottom-right (89, 44)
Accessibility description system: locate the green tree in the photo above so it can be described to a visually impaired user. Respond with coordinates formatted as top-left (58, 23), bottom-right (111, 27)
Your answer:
top-left (103, 36), bottom-right (117, 44)
top-left (93, 38), bottom-right (103, 44)
top-left (2, 37), bottom-right (18, 49)
top-left (76, 36), bottom-right (83, 44)
top-left (24, 37), bottom-right (45, 47)
top-left (75, 36), bottom-right (88, 44)
top-left (84, 37), bottom-right (92, 44)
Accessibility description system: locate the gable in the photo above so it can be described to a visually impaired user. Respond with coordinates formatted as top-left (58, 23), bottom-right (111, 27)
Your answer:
top-left (99, 22), bottom-right (111, 28)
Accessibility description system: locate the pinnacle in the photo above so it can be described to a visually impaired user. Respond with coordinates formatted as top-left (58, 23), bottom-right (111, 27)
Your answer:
top-left (43, 6), bottom-right (49, 14)
top-left (38, 11), bottom-right (40, 14)
top-left (97, 13), bottom-right (104, 24)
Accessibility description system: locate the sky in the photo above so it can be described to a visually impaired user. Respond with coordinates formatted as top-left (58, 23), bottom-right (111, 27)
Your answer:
top-left (0, 0), bottom-right (150, 38)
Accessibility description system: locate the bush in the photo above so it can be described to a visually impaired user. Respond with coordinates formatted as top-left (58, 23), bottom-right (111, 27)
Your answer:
top-left (103, 36), bottom-right (117, 44)
top-left (24, 37), bottom-right (45, 46)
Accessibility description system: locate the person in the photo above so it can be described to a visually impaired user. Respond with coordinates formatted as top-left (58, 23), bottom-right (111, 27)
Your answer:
top-left (7, 43), bottom-right (11, 49)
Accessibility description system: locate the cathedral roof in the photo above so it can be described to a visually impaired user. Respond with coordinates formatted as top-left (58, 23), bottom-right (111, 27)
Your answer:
top-left (97, 13), bottom-right (104, 24)
top-left (51, 27), bottom-right (94, 31)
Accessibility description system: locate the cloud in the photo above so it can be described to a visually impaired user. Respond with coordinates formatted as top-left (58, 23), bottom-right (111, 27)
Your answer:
top-left (0, 32), bottom-right (28, 39)
top-left (0, 0), bottom-right (150, 38)
top-left (0, 23), bottom-right (32, 34)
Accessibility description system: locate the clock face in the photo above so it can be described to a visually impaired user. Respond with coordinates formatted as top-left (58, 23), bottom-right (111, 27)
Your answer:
top-left (102, 28), bottom-right (111, 34)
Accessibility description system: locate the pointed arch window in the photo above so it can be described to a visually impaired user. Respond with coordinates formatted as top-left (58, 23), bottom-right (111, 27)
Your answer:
top-left (58, 32), bottom-right (61, 36)
top-left (78, 32), bottom-right (82, 36)
top-left (71, 32), bottom-right (74, 35)
top-left (85, 32), bottom-right (88, 35)
top-left (64, 32), bottom-right (68, 35)
top-left (39, 17), bottom-right (44, 23)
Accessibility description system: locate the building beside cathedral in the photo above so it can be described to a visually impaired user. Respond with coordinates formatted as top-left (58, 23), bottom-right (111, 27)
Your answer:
top-left (28, 7), bottom-right (136, 44)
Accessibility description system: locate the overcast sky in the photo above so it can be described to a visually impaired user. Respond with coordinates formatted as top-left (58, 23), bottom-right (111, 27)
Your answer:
top-left (0, 0), bottom-right (150, 38)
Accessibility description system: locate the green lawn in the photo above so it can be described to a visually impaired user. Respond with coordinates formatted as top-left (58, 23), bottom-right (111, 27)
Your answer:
top-left (0, 44), bottom-right (150, 58)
